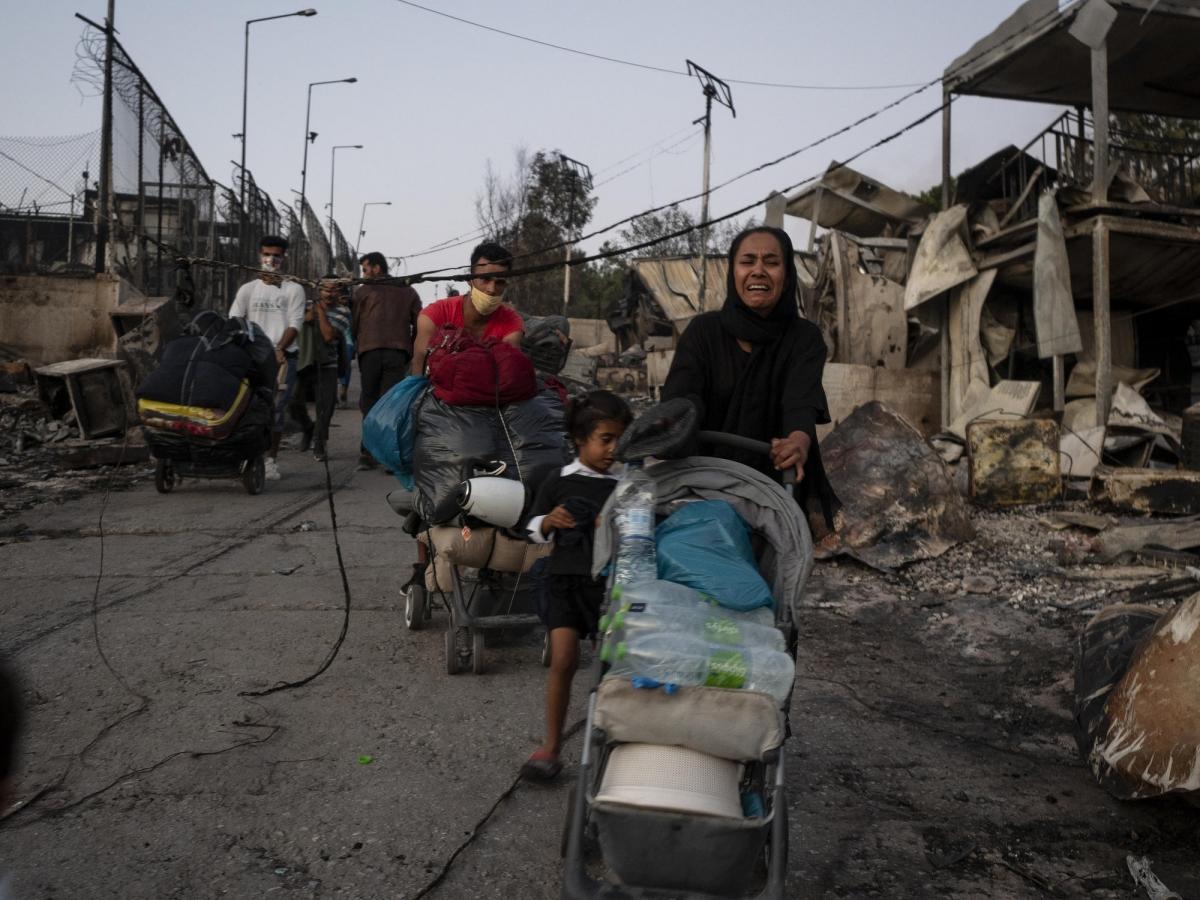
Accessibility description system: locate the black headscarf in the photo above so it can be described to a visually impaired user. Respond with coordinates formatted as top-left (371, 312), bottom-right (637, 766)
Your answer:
top-left (718, 226), bottom-right (800, 345)
top-left (706, 226), bottom-right (838, 527)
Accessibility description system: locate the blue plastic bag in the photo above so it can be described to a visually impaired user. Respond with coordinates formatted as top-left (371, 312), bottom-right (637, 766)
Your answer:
top-left (655, 500), bottom-right (773, 611)
top-left (361, 376), bottom-right (428, 489)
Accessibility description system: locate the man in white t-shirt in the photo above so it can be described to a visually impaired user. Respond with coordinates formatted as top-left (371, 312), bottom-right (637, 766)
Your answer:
top-left (229, 235), bottom-right (306, 480)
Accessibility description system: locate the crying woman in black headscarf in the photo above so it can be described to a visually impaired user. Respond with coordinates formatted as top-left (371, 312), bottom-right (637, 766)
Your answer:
top-left (661, 226), bottom-right (839, 531)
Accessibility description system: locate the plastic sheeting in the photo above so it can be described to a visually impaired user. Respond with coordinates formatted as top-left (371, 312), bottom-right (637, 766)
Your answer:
top-left (655, 500), bottom-right (774, 612)
top-left (411, 386), bottom-right (569, 524)
top-left (361, 376), bottom-right (429, 490)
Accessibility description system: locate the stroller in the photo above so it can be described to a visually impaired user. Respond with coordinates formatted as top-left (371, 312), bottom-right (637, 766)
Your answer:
top-left (561, 432), bottom-right (811, 899)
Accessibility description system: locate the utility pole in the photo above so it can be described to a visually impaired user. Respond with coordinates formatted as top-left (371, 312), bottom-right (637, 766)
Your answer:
top-left (686, 60), bottom-right (734, 310)
top-left (95, 0), bottom-right (115, 275)
top-left (556, 152), bottom-right (592, 316)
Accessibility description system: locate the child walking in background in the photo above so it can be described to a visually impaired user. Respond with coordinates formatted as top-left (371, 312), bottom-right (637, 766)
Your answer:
top-left (521, 390), bottom-right (633, 781)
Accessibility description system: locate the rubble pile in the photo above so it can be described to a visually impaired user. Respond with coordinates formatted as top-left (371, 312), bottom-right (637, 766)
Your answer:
top-left (0, 387), bottom-right (83, 458)
top-left (0, 376), bottom-right (145, 519)
top-left (819, 497), bottom-right (1191, 623)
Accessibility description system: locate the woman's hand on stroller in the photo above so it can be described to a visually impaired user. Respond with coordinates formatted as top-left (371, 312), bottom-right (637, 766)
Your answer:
top-left (770, 431), bottom-right (811, 483)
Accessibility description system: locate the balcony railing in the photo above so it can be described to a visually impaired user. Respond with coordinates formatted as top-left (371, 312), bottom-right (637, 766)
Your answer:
top-left (994, 109), bottom-right (1200, 223)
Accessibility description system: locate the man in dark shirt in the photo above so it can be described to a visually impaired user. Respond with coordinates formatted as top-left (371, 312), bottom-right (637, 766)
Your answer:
top-left (353, 251), bottom-right (421, 469)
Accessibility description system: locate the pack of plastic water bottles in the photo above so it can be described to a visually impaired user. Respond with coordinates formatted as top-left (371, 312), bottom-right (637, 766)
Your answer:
top-left (602, 467), bottom-right (795, 706)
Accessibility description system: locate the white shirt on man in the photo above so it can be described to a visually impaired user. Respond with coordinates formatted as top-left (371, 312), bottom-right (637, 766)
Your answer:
top-left (229, 278), bottom-right (306, 352)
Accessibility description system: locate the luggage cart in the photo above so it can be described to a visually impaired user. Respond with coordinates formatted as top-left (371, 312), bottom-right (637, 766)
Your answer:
top-left (389, 485), bottom-right (549, 675)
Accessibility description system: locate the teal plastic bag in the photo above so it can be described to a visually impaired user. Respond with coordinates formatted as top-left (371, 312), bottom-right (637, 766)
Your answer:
top-left (655, 500), bottom-right (774, 611)
top-left (361, 376), bottom-right (428, 489)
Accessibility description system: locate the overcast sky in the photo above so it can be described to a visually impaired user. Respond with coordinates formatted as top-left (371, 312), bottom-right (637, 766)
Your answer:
top-left (1, 0), bottom-right (1063, 299)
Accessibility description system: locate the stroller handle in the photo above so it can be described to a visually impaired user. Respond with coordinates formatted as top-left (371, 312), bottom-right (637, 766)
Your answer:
top-left (696, 430), bottom-right (797, 486)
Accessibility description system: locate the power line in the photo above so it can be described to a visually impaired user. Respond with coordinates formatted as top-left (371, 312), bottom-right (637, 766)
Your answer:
top-left (397, 96), bottom-right (954, 286)
top-left (402, 0), bottom-right (1069, 279)
top-left (391, 0), bottom-right (927, 91)
top-left (411, 78), bottom-right (937, 279)
top-left (128, 2), bottom-right (1069, 290)
top-left (395, 126), bottom-right (704, 262)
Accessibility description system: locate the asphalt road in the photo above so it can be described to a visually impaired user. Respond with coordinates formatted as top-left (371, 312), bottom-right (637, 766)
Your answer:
top-left (2, 400), bottom-right (1198, 898)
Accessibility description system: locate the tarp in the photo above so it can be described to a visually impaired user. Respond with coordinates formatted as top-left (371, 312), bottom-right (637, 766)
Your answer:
top-left (411, 387), bottom-right (569, 523)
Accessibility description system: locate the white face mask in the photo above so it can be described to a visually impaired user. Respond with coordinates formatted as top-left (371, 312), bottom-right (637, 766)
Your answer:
top-left (260, 254), bottom-right (284, 272)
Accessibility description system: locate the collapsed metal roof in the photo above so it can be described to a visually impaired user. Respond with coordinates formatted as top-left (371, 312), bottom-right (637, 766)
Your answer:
top-left (944, 0), bottom-right (1200, 118)
top-left (629, 254), bottom-right (817, 329)
top-left (629, 256), bottom-right (727, 326)
top-left (784, 163), bottom-right (929, 238)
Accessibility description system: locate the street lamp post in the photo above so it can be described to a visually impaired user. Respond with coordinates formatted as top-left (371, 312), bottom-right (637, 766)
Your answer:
top-left (299, 77), bottom-right (357, 220)
top-left (357, 201), bottom-right (392, 254)
top-left (239, 8), bottom-right (317, 218)
top-left (328, 144), bottom-right (363, 246)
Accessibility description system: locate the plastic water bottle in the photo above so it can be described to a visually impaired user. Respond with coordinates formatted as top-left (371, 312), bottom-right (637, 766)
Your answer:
top-left (612, 466), bottom-right (657, 586)
top-left (602, 585), bottom-right (784, 653)
top-left (610, 580), bottom-right (775, 629)
top-left (606, 632), bottom-right (796, 705)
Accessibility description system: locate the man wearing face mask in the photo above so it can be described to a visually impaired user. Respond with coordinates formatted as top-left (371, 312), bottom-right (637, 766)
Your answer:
top-left (406, 241), bottom-right (525, 585)
top-left (229, 235), bottom-right (306, 480)
top-left (410, 241), bottom-right (524, 377)
top-left (354, 252), bottom-right (422, 470)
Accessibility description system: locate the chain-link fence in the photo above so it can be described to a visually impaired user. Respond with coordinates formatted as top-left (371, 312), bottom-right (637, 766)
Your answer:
top-left (300, 199), bottom-right (332, 280)
top-left (0, 131), bottom-right (99, 275)
top-left (330, 219), bottom-right (356, 276)
top-left (1, 21), bottom-right (357, 308)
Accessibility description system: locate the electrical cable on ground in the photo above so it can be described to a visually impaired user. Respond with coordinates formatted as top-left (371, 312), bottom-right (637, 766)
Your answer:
top-left (407, 717), bottom-right (587, 900)
top-left (240, 450), bottom-right (354, 697)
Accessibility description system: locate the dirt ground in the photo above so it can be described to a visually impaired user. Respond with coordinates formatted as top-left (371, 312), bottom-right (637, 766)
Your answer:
top-left (792, 510), bottom-right (1199, 898)
top-left (0, 410), bottom-right (1197, 898)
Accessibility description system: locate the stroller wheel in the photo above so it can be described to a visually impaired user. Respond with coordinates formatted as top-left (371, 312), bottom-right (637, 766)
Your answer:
top-left (403, 582), bottom-right (428, 631)
top-left (471, 630), bottom-right (486, 675)
top-left (154, 460), bottom-right (175, 494)
top-left (242, 456), bottom-right (266, 495)
top-left (541, 632), bottom-right (552, 668)
top-left (444, 626), bottom-right (462, 675)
